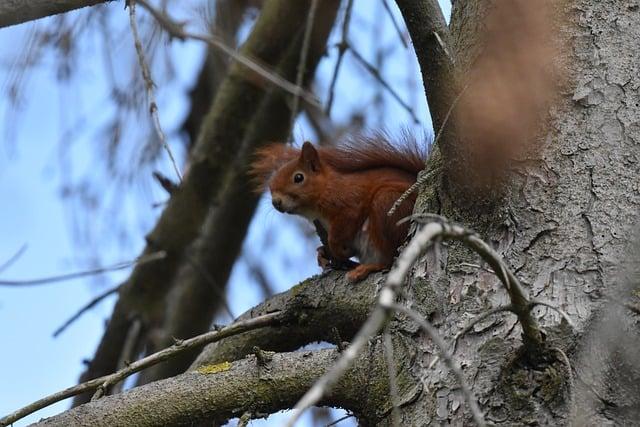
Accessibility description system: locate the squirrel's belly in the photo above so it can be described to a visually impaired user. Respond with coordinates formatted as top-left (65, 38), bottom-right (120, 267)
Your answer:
top-left (353, 220), bottom-right (384, 264)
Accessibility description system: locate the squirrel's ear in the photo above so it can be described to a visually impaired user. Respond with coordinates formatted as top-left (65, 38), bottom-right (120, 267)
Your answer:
top-left (300, 141), bottom-right (321, 172)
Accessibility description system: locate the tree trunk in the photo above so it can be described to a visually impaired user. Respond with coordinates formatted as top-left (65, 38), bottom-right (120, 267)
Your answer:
top-left (385, 0), bottom-right (640, 424)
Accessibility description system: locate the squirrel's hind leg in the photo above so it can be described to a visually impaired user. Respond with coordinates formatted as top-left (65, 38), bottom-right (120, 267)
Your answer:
top-left (346, 263), bottom-right (387, 282)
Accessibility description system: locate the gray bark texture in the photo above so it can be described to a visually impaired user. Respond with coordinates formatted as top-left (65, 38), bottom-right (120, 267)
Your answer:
top-left (14, 0), bottom-right (640, 425)
top-left (0, 0), bottom-right (112, 28)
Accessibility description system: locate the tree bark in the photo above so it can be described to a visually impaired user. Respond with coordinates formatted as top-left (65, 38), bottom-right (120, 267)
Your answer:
top-left (384, 0), bottom-right (640, 424)
top-left (35, 348), bottom-right (389, 427)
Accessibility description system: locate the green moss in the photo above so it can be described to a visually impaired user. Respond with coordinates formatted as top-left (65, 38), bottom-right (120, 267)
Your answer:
top-left (540, 366), bottom-right (563, 403)
top-left (197, 361), bottom-right (232, 374)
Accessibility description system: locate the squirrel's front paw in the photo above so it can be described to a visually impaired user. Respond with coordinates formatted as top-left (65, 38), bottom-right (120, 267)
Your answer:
top-left (317, 246), bottom-right (331, 270)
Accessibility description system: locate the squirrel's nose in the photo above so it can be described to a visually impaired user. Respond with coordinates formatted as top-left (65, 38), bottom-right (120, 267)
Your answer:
top-left (272, 197), bottom-right (284, 212)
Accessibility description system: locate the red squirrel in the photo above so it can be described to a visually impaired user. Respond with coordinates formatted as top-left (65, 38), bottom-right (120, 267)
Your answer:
top-left (250, 134), bottom-right (426, 282)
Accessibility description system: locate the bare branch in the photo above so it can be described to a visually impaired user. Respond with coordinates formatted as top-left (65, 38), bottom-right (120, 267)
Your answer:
top-left (349, 45), bottom-right (421, 124)
top-left (136, 0), bottom-right (321, 109)
top-left (0, 312), bottom-right (282, 426)
top-left (0, 243), bottom-right (27, 273)
top-left (127, 0), bottom-right (183, 183)
top-left (529, 299), bottom-right (576, 329)
top-left (285, 221), bottom-right (445, 426)
top-left (289, 0), bottom-right (320, 137)
top-left (387, 83), bottom-right (468, 217)
top-left (381, 0), bottom-right (408, 49)
top-left (0, 251), bottom-right (166, 287)
top-left (325, 0), bottom-right (355, 116)
top-left (53, 283), bottom-right (122, 337)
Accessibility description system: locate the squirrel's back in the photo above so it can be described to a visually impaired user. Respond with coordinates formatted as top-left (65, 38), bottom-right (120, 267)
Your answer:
top-left (319, 132), bottom-right (427, 177)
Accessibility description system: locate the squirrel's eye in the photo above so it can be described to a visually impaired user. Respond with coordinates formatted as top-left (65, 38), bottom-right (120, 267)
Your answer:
top-left (293, 173), bottom-right (305, 184)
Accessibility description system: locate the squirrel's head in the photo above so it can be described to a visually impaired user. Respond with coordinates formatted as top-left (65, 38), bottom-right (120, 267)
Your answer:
top-left (268, 141), bottom-right (325, 216)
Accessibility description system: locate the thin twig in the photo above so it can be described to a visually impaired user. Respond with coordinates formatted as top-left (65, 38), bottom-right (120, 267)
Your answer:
top-left (285, 222), bottom-right (446, 427)
top-left (325, 413), bottom-right (355, 426)
top-left (349, 45), bottom-right (420, 124)
top-left (127, 0), bottom-right (183, 184)
top-left (387, 83), bottom-right (469, 216)
top-left (0, 244), bottom-right (27, 273)
top-left (325, 0), bottom-right (355, 116)
top-left (0, 251), bottom-right (166, 286)
top-left (381, 0), bottom-right (408, 48)
top-left (0, 312), bottom-right (282, 427)
top-left (393, 304), bottom-right (486, 427)
top-left (102, 318), bottom-right (144, 397)
top-left (137, 0), bottom-right (321, 109)
top-left (383, 328), bottom-right (401, 426)
top-left (53, 283), bottom-right (123, 338)
top-left (289, 0), bottom-right (319, 139)
top-left (287, 218), bottom-right (553, 426)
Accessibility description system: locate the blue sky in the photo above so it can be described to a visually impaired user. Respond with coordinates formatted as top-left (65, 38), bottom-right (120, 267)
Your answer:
top-left (0, 1), bottom-right (449, 425)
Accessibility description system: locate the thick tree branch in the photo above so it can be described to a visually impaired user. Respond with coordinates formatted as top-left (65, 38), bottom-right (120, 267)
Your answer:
top-left (192, 271), bottom-right (378, 367)
top-left (0, 313), bottom-right (282, 427)
top-left (0, 0), bottom-right (112, 28)
top-left (32, 348), bottom-right (388, 427)
top-left (394, 0), bottom-right (453, 133)
top-left (136, 0), bottom-right (340, 383)
top-left (75, 0), bottom-right (338, 404)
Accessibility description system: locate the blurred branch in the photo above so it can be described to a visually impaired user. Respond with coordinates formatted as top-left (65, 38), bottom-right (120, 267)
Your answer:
top-left (0, 0), bottom-right (109, 28)
top-left (349, 44), bottom-right (420, 124)
top-left (381, 0), bottom-right (408, 48)
top-left (53, 283), bottom-right (122, 337)
top-left (0, 244), bottom-right (27, 273)
top-left (325, 0), bottom-right (354, 116)
top-left (289, 0), bottom-right (319, 137)
top-left (0, 251), bottom-right (166, 286)
top-left (137, 0), bottom-right (321, 109)
top-left (0, 312), bottom-right (282, 427)
top-left (128, 0), bottom-right (183, 183)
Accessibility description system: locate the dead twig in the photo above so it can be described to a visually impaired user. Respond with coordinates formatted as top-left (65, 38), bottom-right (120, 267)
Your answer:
top-left (349, 45), bottom-right (420, 124)
top-left (289, 0), bottom-right (320, 139)
top-left (136, 0), bottom-right (321, 109)
top-left (325, 0), bottom-right (355, 116)
top-left (127, 0), bottom-right (183, 183)
top-left (0, 251), bottom-right (166, 286)
top-left (0, 244), bottom-right (27, 273)
top-left (53, 283), bottom-right (123, 337)
top-left (285, 220), bottom-right (449, 426)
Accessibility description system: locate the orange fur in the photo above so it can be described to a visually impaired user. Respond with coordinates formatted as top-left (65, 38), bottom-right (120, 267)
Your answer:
top-left (250, 134), bottom-right (427, 282)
